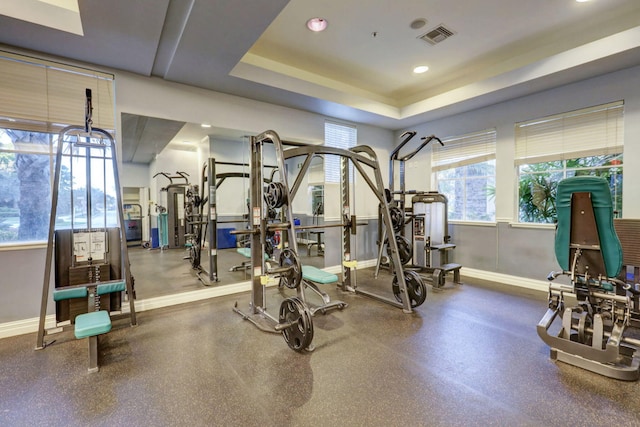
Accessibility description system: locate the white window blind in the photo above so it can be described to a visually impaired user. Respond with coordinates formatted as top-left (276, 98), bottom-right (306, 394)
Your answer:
top-left (432, 129), bottom-right (496, 172)
top-left (324, 121), bottom-right (356, 183)
top-left (0, 51), bottom-right (115, 131)
top-left (515, 101), bottom-right (624, 165)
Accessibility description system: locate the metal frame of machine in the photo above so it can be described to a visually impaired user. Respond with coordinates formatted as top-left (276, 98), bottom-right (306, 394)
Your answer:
top-left (375, 131), bottom-right (461, 288)
top-left (36, 90), bottom-right (136, 369)
top-left (537, 176), bottom-right (640, 380)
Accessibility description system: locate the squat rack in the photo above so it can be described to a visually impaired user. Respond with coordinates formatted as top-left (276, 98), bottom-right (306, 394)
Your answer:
top-left (284, 141), bottom-right (424, 312)
top-left (188, 159), bottom-right (276, 284)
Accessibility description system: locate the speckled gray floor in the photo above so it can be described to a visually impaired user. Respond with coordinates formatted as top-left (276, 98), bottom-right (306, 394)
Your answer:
top-left (2, 267), bottom-right (640, 426)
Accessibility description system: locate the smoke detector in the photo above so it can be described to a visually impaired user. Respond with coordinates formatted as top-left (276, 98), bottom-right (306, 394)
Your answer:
top-left (419, 24), bottom-right (455, 45)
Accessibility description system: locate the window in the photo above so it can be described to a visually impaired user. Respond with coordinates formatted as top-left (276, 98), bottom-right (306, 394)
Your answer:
top-left (0, 52), bottom-right (115, 246)
top-left (432, 129), bottom-right (496, 222)
top-left (324, 121), bottom-right (356, 183)
top-left (515, 101), bottom-right (623, 223)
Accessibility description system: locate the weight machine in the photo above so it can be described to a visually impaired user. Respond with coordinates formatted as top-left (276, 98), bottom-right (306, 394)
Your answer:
top-left (36, 89), bottom-right (136, 372)
top-left (538, 176), bottom-right (640, 380)
top-left (232, 130), bottom-right (315, 351)
top-left (283, 139), bottom-right (427, 312)
top-left (184, 158), bottom-right (275, 284)
top-left (375, 131), bottom-right (461, 289)
top-left (153, 171), bottom-right (191, 249)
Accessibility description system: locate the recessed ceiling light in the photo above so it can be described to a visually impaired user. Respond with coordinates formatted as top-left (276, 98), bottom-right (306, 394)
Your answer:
top-left (410, 18), bottom-right (427, 30)
top-left (576, 0), bottom-right (590, 2)
top-left (413, 65), bottom-right (429, 74)
top-left (201, 123), bottom-right (211, 128)
top-left (306, 17), bottom-right (328, 32)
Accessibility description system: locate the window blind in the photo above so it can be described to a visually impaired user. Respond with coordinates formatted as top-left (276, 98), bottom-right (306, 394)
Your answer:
top-left (0, 51), bottom-right (115, 132)
top-left (514, 101), bottom-right (624, 165)
top-left (324, 121), bottom-right (356, 183)
top-left (432, 129), bottom-right (496, 172)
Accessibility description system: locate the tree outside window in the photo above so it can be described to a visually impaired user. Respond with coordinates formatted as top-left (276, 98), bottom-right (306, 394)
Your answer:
top-left (518, 154), bottom-right (622, 223)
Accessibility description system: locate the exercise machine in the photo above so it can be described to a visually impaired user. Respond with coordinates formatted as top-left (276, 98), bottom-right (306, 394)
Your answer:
top-left (375, 131), bottom-right (461, 289)
top-left (36, 89), bottom-right (136, 372)
top-left (184, 158), bottom-right (277, 284)
top-left (232, 130), bottom-right (316, 351)
top-left (153, 171), bottom-right (190, 249)
top-left (284, 138), bottom-right (427, 312)
top-left (537, 176), bottom-right (640, 380)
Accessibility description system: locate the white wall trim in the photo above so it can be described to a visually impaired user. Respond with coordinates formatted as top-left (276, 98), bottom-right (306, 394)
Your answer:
top-left (0, 263), bottom-right (546, 339)
top-left (461, 267), bottom-right (548, 292)
top-left (0, 280), bottom-right (252, 340)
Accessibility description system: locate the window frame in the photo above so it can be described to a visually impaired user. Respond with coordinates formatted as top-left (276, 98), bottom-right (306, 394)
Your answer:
top-left (432, 129), bottom-right (497, 223)
top-left (515, 101), bottom-right (624, 224)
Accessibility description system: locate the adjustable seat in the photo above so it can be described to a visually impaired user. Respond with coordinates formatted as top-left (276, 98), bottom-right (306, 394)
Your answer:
top-left (52, 281), bottom-right (126, 373)
top-left (537, 176), bottom-right (640, 380)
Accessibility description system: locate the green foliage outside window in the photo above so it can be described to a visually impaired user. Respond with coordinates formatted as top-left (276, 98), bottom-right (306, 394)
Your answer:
top-left (518, 154), bottom-right (622, 223)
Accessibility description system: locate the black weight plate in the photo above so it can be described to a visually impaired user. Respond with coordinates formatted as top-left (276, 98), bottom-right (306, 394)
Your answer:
top-left (392, 270), bottom-right (427, 308)
top-left (279, 297), bottom-right (314, 352)
top-left (279, 248), bottom-right (302, 289)
top-left (395, 234), bottom-right (413, 265)
top-left (389, 206), bottom-right (404, 234)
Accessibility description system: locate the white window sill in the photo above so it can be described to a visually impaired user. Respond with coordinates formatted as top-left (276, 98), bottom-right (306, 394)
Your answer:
top-left (509, 222), bottom-right (556, 230)
top-left (448, 220), bottom-right (496, 227)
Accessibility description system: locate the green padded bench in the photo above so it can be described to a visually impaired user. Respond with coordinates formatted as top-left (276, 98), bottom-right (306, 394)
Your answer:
top-left (237, 247), bottom-right (269, 260)
top-left (300, 265), bottom-right (346, 315)
top-left (52, 280), bottom-right (126, 373)
top-left (232, 247), bottom-right (269, 272)
top-left (302, 265), bottom-right (338, 284)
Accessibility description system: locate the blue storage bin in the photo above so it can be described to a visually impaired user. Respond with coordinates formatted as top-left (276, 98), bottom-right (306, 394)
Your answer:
top-left (217, 228), bottom-right (237, 249)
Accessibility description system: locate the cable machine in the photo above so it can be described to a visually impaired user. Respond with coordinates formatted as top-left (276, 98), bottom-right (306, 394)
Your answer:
top-left (36, 90), bottom-right (136, 371)
top-left (375, 131), bottom-right (461, 289)
top-left (153, 171), bottom-right (190, 249)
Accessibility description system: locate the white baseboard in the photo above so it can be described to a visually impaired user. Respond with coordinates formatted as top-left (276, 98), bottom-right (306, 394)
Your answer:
top-left (0, 263), bottom-right (546, 340)
top-left (460, 267), bottom-right (548, 292)
top-left (0, 281), bottom-right (252, 340)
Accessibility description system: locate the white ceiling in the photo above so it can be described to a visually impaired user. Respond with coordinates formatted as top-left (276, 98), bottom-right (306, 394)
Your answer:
top-left (1, 0), bottom-right (639, 162)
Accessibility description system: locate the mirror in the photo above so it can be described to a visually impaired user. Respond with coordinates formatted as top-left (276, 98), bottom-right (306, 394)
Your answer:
top-left (120, 113), bottom-right (326, 300)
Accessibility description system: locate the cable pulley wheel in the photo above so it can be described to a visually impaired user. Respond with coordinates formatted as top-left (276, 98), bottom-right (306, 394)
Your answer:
top-left (279, 248), bottom-right (302, 289)
top-left (392, 270), bottom-right (427, 308)
top-left (279, 297), bottom-right (314, 352)
top-left (389, 206), bottom-right (404, 234)
top-left (265, 182), bottom-right (287, 209)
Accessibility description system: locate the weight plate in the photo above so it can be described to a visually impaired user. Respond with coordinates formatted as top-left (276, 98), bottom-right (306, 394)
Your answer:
top-left (395, 235), bottom-right (413, 265)
top-left (265, 182), bottom-right (287, 209)
top-left (279, 297), bottom-right (314, 352)
top-left (389, 206), bottom-right (404, 234)
top-left (392, 270), bottom-right (427, 308)
top-left (279, 248), bottom-right (303, 289)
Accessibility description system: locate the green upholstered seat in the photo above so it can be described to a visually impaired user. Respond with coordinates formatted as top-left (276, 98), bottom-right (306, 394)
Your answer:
top-left (554, 176), bottom-right (622, 278)
top-left (97, 281), bottom-right (126, 295)
top-left (237, 247), bottom-right (269, 260)
top-left (52, 286), bottom-right (88, 301)
top-left (74, 310), bottom-right (112, 339)
top-left (302, 265), bottom-right (338, 284)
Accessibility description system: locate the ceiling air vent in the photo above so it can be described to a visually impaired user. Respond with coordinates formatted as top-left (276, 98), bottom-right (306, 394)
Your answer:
top-left (419, 25), bottom-right (455, 45)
